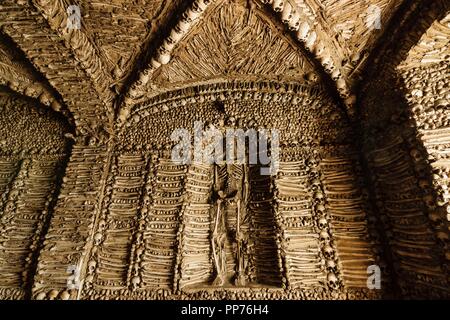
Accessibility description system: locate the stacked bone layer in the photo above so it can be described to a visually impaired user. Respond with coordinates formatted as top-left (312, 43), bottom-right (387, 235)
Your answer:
top-left (0, 158), bottom-right (20, 204)
top-left (0, 157), bottom-right (62, 298)
top-left (96, 155), bottom-right (146, 288)
top-left (178, 164), bottom-right (214, 289)
top-left (275, 161), bottom-right (324, 288)
top-left (368, 137), bottom-right (447, 293)
top-left (141, 159), bottom-right (185, 289)
top-left (248, 166), bottom-right (281, 287)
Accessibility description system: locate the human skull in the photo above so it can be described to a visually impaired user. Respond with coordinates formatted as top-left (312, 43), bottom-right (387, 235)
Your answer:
top-left (428, 212), bottom-right (441, 223)
top-left (287, 11), bottom-right (300, 31)
top-left (88, 260), bottom-right (97, 274)
top-left (281, 2), bottom-right (292, 24)
top-left (306, 31), bottom-right (317, 48)
top-left (415, 164), bottom-right (428, 178)
top-left (410, 149), bottom-right (424, 161)
top-left (298, 22), bottom-right (310, 41)
top-left (282, 94), bottom-right (292, 103)
top-left (271, 93), bottom-right (282, 102)
top-left (5, 201), bottom-right (15, 212)
top-left (253, 92), bottom-right (262, 100)
top-left (196, 0), bottom-right (209, 11)
top-left (331, 69), bottom-right (341, 81)
top-left (315, 191), bottom-right (325, 200)
top-left (327, 273), bottom-right (339, 290)
top-left (419, 179), bottom-right (430, 189)
top-left (319, 230), bottom-right (329, 242)
top-left (436, 231), bottom-right (448, 242)
top-left (326, 260), bottom-right (337, 273)
top-left (318, 217), bottom-right (328, 229)
top-left (233, 91), bottom-right (243, 100)
top-left (98, 219), bottom-right (106, 231)
top-left (323, 245), bottom-right (334, 259)
top-left (336, 78), bottom-right (347, 92)
top-left (243, 91), bottom-right (253, 100)
top-left (273, 0), bottom-right (284, 12)
top-left (175, 19), bottom-right (190, 34)
top-left (423, 194), bottom-right (436, 209)
top-left (315, 41), bottom-right (325, 56)
top-left (136, 247), bottom-right (144, 260)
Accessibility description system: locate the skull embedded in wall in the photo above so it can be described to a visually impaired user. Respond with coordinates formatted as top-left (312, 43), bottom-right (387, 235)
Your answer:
top-left (273, 0), bottom-right (285, 12)
top-left (93, 232), bottom-right (103, 245)
top-left (326, 260), bottom-right (337, 273)
top-left (287, 11), bottom-right (300, 31)
top-left (131, 275), bottom-right (141, 290)
top-left (323, 245), bottom-right (334, 260)
top-left (5, 201), bottom-right (15, 212)
top-left (327, 273), bottom-right (339, 290)
top-left (315, 191), bottom-right (325, 200)
top-left (88, 260), bottom-right (97, 274)
top-left (281, 2), bottom-right (292, 24)
top-left (98, 219), bottom-right (106, 231)
top-left (418, 179), bottom-right (430, 189)
top-left (331, 69), bottom-right (341, 81)
top-left (318, 217), bottom-right (328, 229)
top-left (436, 231), bottom-right (448, 243)
top-left (319, 230), bottom-right (330, 242)
top-left (410, 149), bottom-right (424, 162)
top-left (428, 211), bottom-right (441, 223)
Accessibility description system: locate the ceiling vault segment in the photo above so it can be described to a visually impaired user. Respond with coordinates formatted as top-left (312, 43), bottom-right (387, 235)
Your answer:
top-left (360, 0), bottom-right (450, 90)
top-left (261, 0), bottom-right (350, 99)
top-left (0, 32), bottom-right (67, 116)
top-left (119, 0), bottom-right (215, 123)
top-left (0, 0), bottom-right (113, 137)
top-left (30, 0), bottom-right (116, 111)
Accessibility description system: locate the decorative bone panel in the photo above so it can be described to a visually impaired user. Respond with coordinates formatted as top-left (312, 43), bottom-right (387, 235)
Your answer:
top-left (0, 94), bottom-right (71, 156)
top-left (400, 13), bottom-right (450, 68)
top-left (0, 1), bottom-right (110, 135)
top-left (0, 94), bottom-right (71, 300)
top-left (118, 81), bottom-right (351, 148)
top-left (398, 61), bottom-right (450, 296)
top-left (248, 166), bottom-right (282, 287)
top-left (93, 155), bottom-right (147, 289)
top-left (311, 0), bottom-right (404, 73)
top-left (30, 0), bottom-right (116, 109)
top-left (0, 37), bottom-right (64, 114)
top-left (358, 3), bottom-right (450, 298)
top-left (0, 0), bottom-right (449, 301)
top-left (0, 158), bottom-right (20, 212)
top-left (178, 164), bottom-right (213, 289)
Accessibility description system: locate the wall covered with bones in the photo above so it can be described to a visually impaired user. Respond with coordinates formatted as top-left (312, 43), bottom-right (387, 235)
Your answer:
top-left (0, 0), bottom-right (449, 300)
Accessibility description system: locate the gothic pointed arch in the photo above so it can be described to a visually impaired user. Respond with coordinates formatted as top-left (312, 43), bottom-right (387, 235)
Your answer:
top-left (358, 0), bottom-right (450, 299)
top-left (0, 91), bottom-right (73, 299)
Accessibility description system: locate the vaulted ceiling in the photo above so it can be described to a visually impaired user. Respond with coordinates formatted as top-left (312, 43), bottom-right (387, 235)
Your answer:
top-left (0, 0), bottom-right (447, 137)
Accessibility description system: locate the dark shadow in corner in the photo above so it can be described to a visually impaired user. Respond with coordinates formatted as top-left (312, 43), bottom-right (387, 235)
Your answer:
top-left (355, 0), bottom-right (450, 299)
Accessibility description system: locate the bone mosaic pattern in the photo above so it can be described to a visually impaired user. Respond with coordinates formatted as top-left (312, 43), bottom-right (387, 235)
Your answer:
top-left (151, 0), bottom-right (317, 93)
top-left (0, 0), bottom-right (449, 300)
